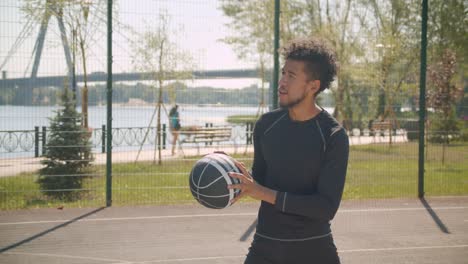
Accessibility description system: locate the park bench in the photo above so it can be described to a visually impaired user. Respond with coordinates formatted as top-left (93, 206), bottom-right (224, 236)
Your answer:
top-left (371, 121), bottom-right (392, 134)
top-left (178, 126), bottom-right (234, 154)
top-left (370, 120), bottom-right (394, 143)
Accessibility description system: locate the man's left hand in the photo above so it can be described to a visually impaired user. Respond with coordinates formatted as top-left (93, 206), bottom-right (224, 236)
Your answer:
top-left (228, 160), bottom-right (277, 205)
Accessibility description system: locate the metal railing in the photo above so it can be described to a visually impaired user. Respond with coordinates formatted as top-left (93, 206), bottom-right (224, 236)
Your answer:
top-left (0, 123), bottom-right (256, 157)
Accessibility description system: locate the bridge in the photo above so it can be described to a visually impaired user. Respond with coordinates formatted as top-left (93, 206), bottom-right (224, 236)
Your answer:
top-left (0, 1), bottom-right (272, 104)
top-left (0, 1), bottom-right (269, 100)
top-left (0, 69), bottom-right (265, 90)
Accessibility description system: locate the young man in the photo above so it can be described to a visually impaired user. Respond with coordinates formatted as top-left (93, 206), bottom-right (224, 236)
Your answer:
top-left (228, 38), bottom-right (349, 263)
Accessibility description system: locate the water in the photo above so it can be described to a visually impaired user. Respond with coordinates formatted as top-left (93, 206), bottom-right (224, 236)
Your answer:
top-left (0, 105), bottom-right (334, 158)
top-left (1, 105), bottom-right (335, 130)
top-left (0, 105), bottom-right (261, 158)
top-left (0, 105), bottom-right (262, 130)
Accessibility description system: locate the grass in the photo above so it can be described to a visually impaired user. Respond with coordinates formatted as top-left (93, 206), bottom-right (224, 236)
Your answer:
top-left (226, 114), bottom-right (258, 124)
top-left (344, 142), bottom-right (468, 199)
top-left (1, 143), bottom-right (467, 210)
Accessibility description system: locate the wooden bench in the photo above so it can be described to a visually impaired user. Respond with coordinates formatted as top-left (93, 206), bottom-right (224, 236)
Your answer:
top-left (371, 121), bottom-right (392, 134)
top-left (370, 120), bottom-right (393, 143)
top-left (178, 126), bottom-right (234, 154)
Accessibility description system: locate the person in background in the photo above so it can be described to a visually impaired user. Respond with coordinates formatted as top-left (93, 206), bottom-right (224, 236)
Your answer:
top-left (168, 104), bottom-right (181, 155)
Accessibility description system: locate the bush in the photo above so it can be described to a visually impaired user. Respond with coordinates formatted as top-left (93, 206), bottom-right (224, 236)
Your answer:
top-left (456, 127), bottom-right (468, 142)
top-left (428, 112), bottom-right (462, 144)
top-left (402, 119), bottom-right (419, 141)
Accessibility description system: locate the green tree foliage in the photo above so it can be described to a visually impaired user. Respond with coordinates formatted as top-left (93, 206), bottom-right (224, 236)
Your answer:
top-left (37, 85), bottom-right (93, 201)
top-left (427, 49), bottom-right (463, 143)
top-left (458, 86), bottom-right (468, 121)
top-left (358, 0), bottom-right (421, 123)
top-left (220, 0), bottom-right (304, 114)
top-left (0, 87), bottom-right (15, 105)
top-left (428, 0), bottom-right (467, 66)
top-left (427, 0), bottom-right (467, 119)
top-left (5, 0), bottom-right (464, 133)
top-left (302, 0), bottom-right (357, 123)
top-left (1, 82), bottom-right (282, 107)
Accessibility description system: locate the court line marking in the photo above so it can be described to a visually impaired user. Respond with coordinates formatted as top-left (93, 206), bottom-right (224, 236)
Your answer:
top-left (106, 244), bottom-right (468, 263)
top-left (130, 255), bottom-right (244, 263)
top-left (1, 206), bottom-right (467, 226)
top-left (3, 245), bottom-right (468, 264)
top-left (340, 244), bottom-right (468, 253)
top-left (339, 206), bottom-right (468, 213)
top-left (0, 213), bottom-right (257, 226)
top-left (2, 251), bottom-right (132, 263)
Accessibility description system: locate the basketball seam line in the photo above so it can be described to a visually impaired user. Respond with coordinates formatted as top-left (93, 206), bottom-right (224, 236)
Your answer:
top-left (192, 175), bottom-right (225, 189)
top-left (210, 153), bottom-right (241, 204)
top-left (205, 157), bottom-right (234, 207)
top-left (189, 187), bottom-right (231, 198)
top-left (195, 162), bottom-right (211, 202)
top-left (192, 157), bottom-right (220, 188)
top-left (191, 154), bottom-right (241, 209)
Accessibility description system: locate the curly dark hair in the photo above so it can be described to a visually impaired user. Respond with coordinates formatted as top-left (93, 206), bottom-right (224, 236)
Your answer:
top-left (280, 38), bottom-right (338, 94)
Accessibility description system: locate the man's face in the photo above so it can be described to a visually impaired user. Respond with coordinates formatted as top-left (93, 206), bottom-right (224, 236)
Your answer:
top-left (278, 59), bottom-right (315, 108)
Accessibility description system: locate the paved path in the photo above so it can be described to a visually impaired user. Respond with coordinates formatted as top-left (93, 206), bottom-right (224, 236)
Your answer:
top-left (0, 134), bottom-right (407, 177)
top-left (1, 196), bottom-right (467, 263)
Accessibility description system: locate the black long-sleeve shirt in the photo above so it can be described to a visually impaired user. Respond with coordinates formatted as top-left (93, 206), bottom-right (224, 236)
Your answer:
top-left (252, 108), bottom-right (349, 241)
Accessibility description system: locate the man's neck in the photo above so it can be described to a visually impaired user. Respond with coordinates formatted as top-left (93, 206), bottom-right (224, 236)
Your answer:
top-left (288, 103), bottom-right (321, 121)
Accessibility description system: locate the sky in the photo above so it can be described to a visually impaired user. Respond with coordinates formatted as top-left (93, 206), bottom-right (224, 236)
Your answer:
top-left (0, 0), bottom-right (260, 88)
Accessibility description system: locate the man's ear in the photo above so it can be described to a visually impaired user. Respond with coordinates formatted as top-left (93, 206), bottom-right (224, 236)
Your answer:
top-left (309, 80), bottom-right (321, 94)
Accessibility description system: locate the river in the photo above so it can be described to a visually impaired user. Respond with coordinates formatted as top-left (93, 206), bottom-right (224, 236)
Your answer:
top-left (0, 104), bottom-right (265, 130)
top-left (0, 105), bottom-right (334, 158)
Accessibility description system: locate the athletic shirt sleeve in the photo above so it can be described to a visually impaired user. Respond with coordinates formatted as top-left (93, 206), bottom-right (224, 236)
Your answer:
top-left (251, 116), bottom-right (267, 185)
top-left (274, 127), bottom-right (349, 221)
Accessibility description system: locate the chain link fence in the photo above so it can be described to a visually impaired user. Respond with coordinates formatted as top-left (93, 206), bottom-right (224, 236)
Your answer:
top-left (0, 0), bottom-right (466, 210)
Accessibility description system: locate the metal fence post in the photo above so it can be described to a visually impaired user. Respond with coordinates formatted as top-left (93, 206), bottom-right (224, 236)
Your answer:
top-left (102, 125), bottom-right (106, 153)
top-left (272, 0), bottom-right (280, 110)
top-left (34, 126), bottom-right (39, 157)
top-left (106, 0), bottom-right (113, 207)
top-left (162, 124), bottom-right (166, 150)
top-left (205, 123), bottom-right (213, 146)
top-left (41, 126), bottom-right (46, 156)
top-left (418, 0), bottom-right (428, 198)
top-left (246, 122), bottom-right (254, 145)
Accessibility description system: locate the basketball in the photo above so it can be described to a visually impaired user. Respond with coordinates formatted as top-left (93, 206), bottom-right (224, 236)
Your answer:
top-left (189, 153), bottom-right (241, 209)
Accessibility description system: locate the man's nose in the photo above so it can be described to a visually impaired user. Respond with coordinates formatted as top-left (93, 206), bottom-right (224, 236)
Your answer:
top-left (278, 76), bottom-right (287, 87)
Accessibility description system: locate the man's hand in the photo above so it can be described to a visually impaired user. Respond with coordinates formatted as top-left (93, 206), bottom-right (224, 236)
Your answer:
top-left (228, 160), bottom-right (277, 205)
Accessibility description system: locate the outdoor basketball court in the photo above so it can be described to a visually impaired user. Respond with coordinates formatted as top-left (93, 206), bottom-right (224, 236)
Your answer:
top-left (1, 196), bottom-right (467, 264)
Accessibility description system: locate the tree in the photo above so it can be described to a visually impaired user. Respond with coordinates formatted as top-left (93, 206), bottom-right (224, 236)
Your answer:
top-left (427, 0), bottom-right (467, 119)
top-left (427, 49), bottom-right (463, 163)
top-left (21, 0), bottom-right (108, 125)
top-left (357, 0), bottom-right (421, 126)
top-left (301, 0), bottom-right (358, 124)
top-left (220, 0), bottom-right (304, 114)
top-left (67, 0), bottom-right (98, 128)
top-left (428, 0), bottom-right (466, 66)
top-left (37, 82), bottom-right (93, 200)
top-left (220, 0), bottom-right (369, 125)
top-left (131, 11), bottom-right (194, 164)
